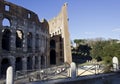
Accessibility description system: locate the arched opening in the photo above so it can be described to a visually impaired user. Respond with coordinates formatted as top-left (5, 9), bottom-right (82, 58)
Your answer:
top-left (50, 50), bottom-right (56, 65)
top-left (2, 18), bottom-right (10, 27)
top-left (27, 56), bottom-right (32, 70)
top-left (1, 58), bottom-right (11, 77)
top-left (35, 56), bottom-right (39, 69)
top-left (27, 32), bottom-right (32, 52)
top-left (35, 34), bottom-right (39, 52)
top-left (16, 30), bottom-right (24, 48)
top-left (15, 57), bottom-right (22, 71)
top-left (41, 56), bottom-right (45, 68)
top-left (2, 29), bottom-right (11, 51)
top-left (50, 40), bottom-right (56, 48)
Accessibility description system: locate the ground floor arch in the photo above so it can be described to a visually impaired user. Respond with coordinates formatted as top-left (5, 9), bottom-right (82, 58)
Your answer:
top-left (27, 56), bottom-right (33, 70)
top-left (50, 50), bottom-right (56, 65)
top-left (1, 58), bottom-right (11, 77)
top-left (2, 29), bottom-right (11, 51)
top-left (15, 57), bottom-right (22, 71)
top-left (35, 56), bottom-right (39, 69)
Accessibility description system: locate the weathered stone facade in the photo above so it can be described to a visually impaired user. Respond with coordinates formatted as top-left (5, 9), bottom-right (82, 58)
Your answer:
top-left (0, 0), bottom-right (49, 78)
top-left (49, 3), bottom-right (72, 65)
top-left (0, 0), bottom-right (72, 78)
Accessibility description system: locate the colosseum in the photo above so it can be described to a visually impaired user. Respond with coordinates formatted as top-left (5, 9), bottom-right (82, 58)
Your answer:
top-left (0, 0), bottom-right (72, 78)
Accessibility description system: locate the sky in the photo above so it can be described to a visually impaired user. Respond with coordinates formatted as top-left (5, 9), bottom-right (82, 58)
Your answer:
top-left (6, 0), bottom-right (120, 40)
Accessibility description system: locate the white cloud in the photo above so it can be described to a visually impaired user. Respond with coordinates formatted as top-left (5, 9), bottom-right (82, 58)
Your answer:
top-left (112, 28), bottom-right (120, 32)
top-left (84, 31), bottom-right (95, 35)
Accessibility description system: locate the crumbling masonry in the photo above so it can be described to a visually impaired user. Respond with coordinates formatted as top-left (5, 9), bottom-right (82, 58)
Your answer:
top-left (0, 0), bottom-right (72, 78)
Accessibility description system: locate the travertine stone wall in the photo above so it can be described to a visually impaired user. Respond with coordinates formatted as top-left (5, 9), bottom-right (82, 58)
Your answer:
top-left (0, 0), bottom-right (49, 78)
top-left (49, 3), bottom-right (72, 64)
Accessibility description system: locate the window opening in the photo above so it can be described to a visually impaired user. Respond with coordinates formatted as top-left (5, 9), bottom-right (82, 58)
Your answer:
top-left (2, 18), bottom-right (10, 27)
top-left (5, 5), bottom-right (10, 11)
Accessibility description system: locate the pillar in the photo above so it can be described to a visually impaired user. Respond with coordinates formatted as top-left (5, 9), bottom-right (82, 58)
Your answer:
top-left (10, 17), bottom-right (17, 52)
top-left (6, 66), bottom-right (14, 84)
top-left (0, 59), bottom-right (1, 78)
top-left (9, 56), bottom-right (15, 77)
top-left (38, 56), bottom-right (41, 69)
top-left (22, 57), bottom-right (27, 71)
top-left (32, 56), bottom-right (35, 70)
top-left (23, 19), bottom-right (27, 52)
top-left (0, 13), bottom-right (3, 52)
top-left (70, 62), bottom-right (76, 78)
top-left (23, 34), bottom-right (27, 52)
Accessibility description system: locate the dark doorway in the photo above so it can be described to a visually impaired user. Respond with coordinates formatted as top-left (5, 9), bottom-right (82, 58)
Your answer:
top-left (35, 56), bottom-right (39, 69)
top-left (27, 32), bottom-right (32, 52)
top-left (27, 56), bottom-right (32, 70)
top-left (50, 50), bottom-right (56, 64)
top-left (35, 34), bottom-right (39, 52)
top-left (1, 58), bottom-right (10, 77)
top-left (41, 56), bottom-right (45, 68)
top-left (2, 29), bottom-right (11, 51)
top-left (15, 57), bottom-right (22, 71)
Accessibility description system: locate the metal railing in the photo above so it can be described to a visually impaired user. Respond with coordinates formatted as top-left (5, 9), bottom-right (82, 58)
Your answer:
top-left (77, 64), bottom-right (106, 76)
top-left (15, 63), bottom-right (70, 82)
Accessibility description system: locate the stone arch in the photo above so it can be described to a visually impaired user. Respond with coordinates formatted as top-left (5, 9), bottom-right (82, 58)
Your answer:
top-left (50, 50), bottom-right (56, 65)
top-left (27, 56), bottom-right (32, 70)
top-left (1, 58), bottom-right (11, 77)
top-left (50, 39), bottom-right (56, 48)
top-left (2, 29), bottom-right (11, 51)
top-left (2, 18), bottom-right (11, 27)
top-left (27, 32), bottom-right (33, 52)
top-left (15, 57), bottom-right (22, 71)
top-left (16, 30), bottom-right (24, 48)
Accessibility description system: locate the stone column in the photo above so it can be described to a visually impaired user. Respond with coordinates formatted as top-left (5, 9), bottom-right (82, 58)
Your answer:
top-left (6, 66), bottom-right (14, 84)
top-left (0, 59), bottom-right (1, 78)
top-left (38, 36), bottom-right (41, 52)
top-left (0, 13), bottom-right (3, 52)
top-left (10, 30), bottom-right (16, 52)
top-left (23, 19), bottom-right (28, 52)
top-left (44, 56), bottom-right (47, 68)
top-left (32, 22), bottom-right (35, 53)
top-left (38, 56), bottom-right (41, 69)
top-left (70, 62), bottom-right (76, 78)
top-left (10, 56), bottom-right (15, 76)
top-left (23, 34), bottom-right (27, 52)
top-left (10, 18), bottom-right (17, 52)
top-left (22, 57), bottom-right (27, 71)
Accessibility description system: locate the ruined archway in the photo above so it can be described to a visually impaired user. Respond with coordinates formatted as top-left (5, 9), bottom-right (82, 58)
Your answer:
top-left (50, 50), bottom-right (56, 65)
top-left (27, 56), bottom-right (32, 70)
top-left (2, 29), bottom-right (11, 51)
top-left (15, 57), bottom-right (22, 71)
top-left (50, 40), bottom-right (56, 48)
top-left (16, 30), bottom-right (23, 48)
top-left (1, 58), bottom-right (11, 77)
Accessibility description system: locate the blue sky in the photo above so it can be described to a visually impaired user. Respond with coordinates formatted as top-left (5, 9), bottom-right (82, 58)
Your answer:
top-left (7, 0), bottom-right (120, 40)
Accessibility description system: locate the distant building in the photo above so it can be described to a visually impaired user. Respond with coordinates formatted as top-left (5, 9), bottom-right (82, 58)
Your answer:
top-left (0, 0), bottom-right (71, 78)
